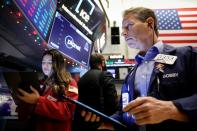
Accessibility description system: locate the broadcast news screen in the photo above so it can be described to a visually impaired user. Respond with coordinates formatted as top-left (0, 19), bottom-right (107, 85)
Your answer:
top-left (48, 11), bottom-right (93, 68)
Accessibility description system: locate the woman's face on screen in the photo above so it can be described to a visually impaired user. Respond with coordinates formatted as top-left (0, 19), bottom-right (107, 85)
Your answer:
top-left (42, 54), bottom-right (53, 77)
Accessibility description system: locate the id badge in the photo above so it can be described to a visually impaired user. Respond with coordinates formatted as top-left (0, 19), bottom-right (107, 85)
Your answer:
top-left (122, 92), bottom-right (133, 118)
top-left (122, 92), bottom-right (129, 108)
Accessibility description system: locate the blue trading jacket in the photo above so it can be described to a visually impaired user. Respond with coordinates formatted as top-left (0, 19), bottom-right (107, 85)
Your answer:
top-left (112, 44), bottom-right (197, 131)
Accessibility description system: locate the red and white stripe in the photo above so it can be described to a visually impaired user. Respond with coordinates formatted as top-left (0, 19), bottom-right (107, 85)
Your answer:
top-left (158, 8), bottom-right (197, 48)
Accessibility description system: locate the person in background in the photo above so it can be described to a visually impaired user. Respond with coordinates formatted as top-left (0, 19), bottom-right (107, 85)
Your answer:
top-left (17, 49), bottom-right (78, 131)
top-left (83, 7), bottom-right (197, 131)
top-left (71, 72), bottom-right (80, 83)
top-left (72, 53), bottom-right (119, 131)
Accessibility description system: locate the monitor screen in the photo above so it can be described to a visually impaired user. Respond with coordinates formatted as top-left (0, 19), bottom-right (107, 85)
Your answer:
top-left (107, 69), bottom-right (116, 78)
top-left (48, 11), bottom-right (93, 68)
top-left (58, 0), bottom-right (105, 40)
top-left (14, 0), bottom-right (57, 40)
top-left (0, 72), bottom-right (16, 116)
top-left (119, 68), bottom-right (128, 80)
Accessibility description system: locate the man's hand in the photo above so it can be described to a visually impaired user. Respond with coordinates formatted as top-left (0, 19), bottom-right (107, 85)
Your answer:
top-left (81, 110), bottom-right (100, 122)
top-left (17, 86), bottom-right (40, 104)
top-left (80, 110), bottom-right (115, 130)
top-left (123, 96), bottom-right (188, 125)
top-left (97, 122), bottom-right (115, 130)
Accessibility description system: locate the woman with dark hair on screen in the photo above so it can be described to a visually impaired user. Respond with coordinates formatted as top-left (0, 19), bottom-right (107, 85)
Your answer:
top-left (17, 49), bottom-right (78, 131)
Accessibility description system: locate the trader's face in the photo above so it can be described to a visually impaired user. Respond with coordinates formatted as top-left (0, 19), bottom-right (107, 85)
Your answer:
top-left (101, 60), bottom-right (107, 71)
top-left (122, 14), bottom-right (150, 51)
top-left (42, 54), bottom-right (53, 77)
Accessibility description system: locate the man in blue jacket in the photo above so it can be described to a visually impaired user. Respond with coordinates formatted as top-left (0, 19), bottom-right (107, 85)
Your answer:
top-left (83, 7), bottom-right (197, 131)
top-left (111, 6), bottom-right (197, 131)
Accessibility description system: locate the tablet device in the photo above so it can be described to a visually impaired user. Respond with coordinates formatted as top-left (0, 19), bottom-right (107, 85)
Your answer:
top-left (3, 72), bottom-right (40, 102)
top-left (64, 95), bottom-right (127, 128)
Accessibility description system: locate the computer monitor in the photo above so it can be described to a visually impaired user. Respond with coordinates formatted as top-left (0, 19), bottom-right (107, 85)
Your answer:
top-left (119, 68), bottom-right (128, 80)
top-left (14, 0), bottom-right (57, 41)
top-left (58, 0), bottom-right (105, 40)
top-left (107, 68), bottom-right (116, 78)
top-left (48, 11), bottom-right (93, 68)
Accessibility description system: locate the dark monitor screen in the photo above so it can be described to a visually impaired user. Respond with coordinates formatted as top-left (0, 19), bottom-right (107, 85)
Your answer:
top-left (48, 11), bottom-right (93, 68)
top-left (58, 0), bottom-right (105, 40)
top-left (14, 0), bottom-right (57, 40)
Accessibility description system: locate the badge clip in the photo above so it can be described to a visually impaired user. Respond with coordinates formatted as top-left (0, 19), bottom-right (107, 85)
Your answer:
top-left (154, 54), bottom-right (177, 65)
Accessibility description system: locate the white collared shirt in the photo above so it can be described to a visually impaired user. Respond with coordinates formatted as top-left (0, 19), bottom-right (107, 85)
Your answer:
top-left (134, 41), bottom-right (164, 96)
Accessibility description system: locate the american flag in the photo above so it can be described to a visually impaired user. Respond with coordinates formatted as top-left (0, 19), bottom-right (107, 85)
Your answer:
top-left (154, 8), bottom-right (197, 48)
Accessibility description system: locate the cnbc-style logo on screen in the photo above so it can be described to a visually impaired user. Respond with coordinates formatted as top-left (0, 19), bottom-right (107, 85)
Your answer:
top-left (65, 35), bottom-right (81, 51)
top-left (84, 42), bottom-right (89, 52)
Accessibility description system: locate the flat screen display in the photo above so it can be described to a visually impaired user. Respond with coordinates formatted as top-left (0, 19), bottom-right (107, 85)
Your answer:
top-left (48, 11), bottom-right (92, 67)
top-left (0, 72), bottom-right (16, 116)
top-left (107, 69), bottom-right (116, 78)
top-left (14, 0), bottom-right (57, 40)
top-left (119, 68), bottom-right (128, 80)
top-left (58, 0), bottom-right (105, 40)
